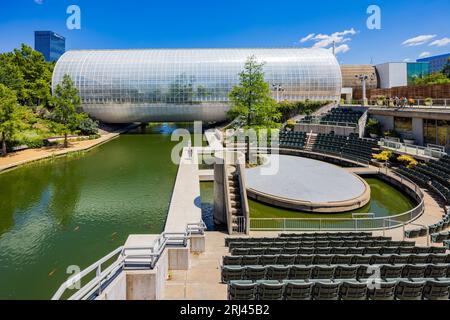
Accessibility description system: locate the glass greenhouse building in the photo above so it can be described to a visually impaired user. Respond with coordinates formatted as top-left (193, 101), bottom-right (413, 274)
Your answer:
top-left (52, 48), bottom-right (342, 123)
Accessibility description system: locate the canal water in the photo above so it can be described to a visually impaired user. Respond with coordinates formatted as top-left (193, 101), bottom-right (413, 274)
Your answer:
top-left (0, 124), bottom-right (198, 299)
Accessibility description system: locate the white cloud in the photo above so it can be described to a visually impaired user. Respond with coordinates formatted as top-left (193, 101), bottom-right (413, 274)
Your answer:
top-left (419, 52), bottom-right (431, 58)
top-left (429, 37), bottom-right (450, 47)
top-left (403, 58), bottom-right (412, 62)
top-left (402, 34), bottom-right (436, 46)
top-left (300, 33), bottom-right (315, 43)
top-left (300, 28), bottom-right (356, 54)
top-left (34, 0), bottom-right (44, 4)
top-left (333, 44), bottom-right (350, 54)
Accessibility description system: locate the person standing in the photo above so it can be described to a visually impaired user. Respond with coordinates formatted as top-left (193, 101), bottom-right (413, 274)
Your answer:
top-left (386, 96), bottom-right (391, 107)
top-left (394, 96), bottom-right (399, 107)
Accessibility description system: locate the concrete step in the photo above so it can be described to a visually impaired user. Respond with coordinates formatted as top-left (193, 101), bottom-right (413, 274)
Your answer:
top-left (229, 187), bottom-right (238, 193)
top-left (230, 208), bottom-right (241, 215)
top-left (230, 193), bottom-right (240, 201)
top-left (230, 200), bottom-right (241, 208)
top-left (229, 180), bottom-right (238, 187)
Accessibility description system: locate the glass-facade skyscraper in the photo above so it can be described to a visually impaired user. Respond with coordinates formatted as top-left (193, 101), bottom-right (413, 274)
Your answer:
top-left (417, 53), bottom-right (450, 74)
top-left (34, 31), bottom-right (65, 62)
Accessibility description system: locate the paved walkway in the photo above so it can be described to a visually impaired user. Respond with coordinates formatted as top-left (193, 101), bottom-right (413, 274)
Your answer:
top-left (163, 232), bottom-right (228, 300)
top-left (164, 147), bottom-right (203, 233)
top-left (0, 132), bottom-right (121, 173)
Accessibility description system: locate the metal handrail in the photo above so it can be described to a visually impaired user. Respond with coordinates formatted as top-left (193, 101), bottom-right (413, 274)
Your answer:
top-left (52, 221), bottom-right (206, 300)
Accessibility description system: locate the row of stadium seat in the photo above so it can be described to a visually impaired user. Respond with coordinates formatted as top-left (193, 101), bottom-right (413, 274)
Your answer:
top-left (230, 246), bottom-right (445, 256)
top-left (221, 264), bottom-right (450, 283)
top-left (223, 253), bottom-right (450, 266)
top-left (228, 239), bottom-right (410, 250)
top-left (228, 279), bottom-right (450, 300)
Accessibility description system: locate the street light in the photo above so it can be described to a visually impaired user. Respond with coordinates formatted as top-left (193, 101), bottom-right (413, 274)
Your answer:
top-left (271, 83), bottom-right (285, 103)
top-left (355, 73), bottom-right (375, 106)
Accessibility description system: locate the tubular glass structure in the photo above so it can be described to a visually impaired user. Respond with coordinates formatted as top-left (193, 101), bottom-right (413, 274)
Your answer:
top-left (52, 48), bottom-right (342, 123)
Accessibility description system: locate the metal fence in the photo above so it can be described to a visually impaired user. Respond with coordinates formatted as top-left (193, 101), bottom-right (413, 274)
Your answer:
top-left (249, 171), bottom-right (424, 232)
top-left (379, 138), bottom-right (446, 159)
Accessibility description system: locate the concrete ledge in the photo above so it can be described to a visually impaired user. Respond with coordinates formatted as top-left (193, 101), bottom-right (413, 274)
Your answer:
top-left (168, 246), bottom-right (190, 270)
top-left (190, 234), bottom-right (206, 253)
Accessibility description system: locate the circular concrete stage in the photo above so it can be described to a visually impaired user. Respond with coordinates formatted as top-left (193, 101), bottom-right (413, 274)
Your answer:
top-left (245, 155), bottom-right (371, 213)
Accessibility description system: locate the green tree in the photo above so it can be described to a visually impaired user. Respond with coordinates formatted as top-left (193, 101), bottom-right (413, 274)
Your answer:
top-left (228, 56), bottom-right (279, 127)
top-left (0, 44), bottom-right (53, 107)
top-left (0, 84), bottom-right (24, 156)
top-left (442, 57), bottom-right (450, 78)
top-left (0, 58), bottom-right (23, 93)
top-left (51, 74), bottom-right (83, 148)
top-left (413, 72), bottom-right (450, 85)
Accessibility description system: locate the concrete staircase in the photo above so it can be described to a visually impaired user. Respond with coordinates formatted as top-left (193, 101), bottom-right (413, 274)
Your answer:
top-left (226, 164), bottom-right (246, 234)
top-left (305, 133), bottom-right (317, 151)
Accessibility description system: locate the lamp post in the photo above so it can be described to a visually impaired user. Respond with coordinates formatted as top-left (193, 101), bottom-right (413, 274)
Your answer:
top-left (355, 73), bottom-right (375, 106)
top-left (271, 83), bottom-right (285, 103)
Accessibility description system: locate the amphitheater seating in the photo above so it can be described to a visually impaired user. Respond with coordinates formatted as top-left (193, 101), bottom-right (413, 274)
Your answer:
top-left (312, 132), bottom-right (377, 162)
top-left (320, 108), bottom-right (364, 125)
top-left (279, 131), bottom-right (307, 150)
top-left (224, 232), bottom-right (450, 300)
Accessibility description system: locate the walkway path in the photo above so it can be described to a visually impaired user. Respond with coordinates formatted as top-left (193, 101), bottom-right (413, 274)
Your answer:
top-left (0, 132), bottom-right (121, 173)
top-left (164, 147), bottom-right (203, 233)
top-left (163, 232), bottom-right (228, 300)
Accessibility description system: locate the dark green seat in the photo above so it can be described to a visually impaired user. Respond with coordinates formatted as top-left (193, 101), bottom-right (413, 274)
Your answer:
top-left (283, 280), bottom-right (313, 300)
top-left (407, 254), bottom-right (428, 264)
top-left (256, 281), bottom-right (284, 300)
top-left (339, 281), bottom-right (368, 300)
top-left (380, 265), bottom-right (404, 279)
top-left (241, 255), bottom-right (259, 265)
top-left (288, 265), bottom-right (312, 280)
top-left (277, 254), bottom-right (296, 265)
top-left (245, 266), bottom-right (266, 281)
top-left (312, 254), bottom-right (333, 265)
top-left (260, 255), bottom-right (277, 266)
top-left (370, 255), bottom-right (391, 265)
top-left (402, 264), bottom-right (427, 278)
top-left (312, 281), bottom-right (340, 300)
top-left (334, 265), bottom-right (359, 279)
top-left (222, 266), bottom-right (245, 283)
top-left (332, 254), bottom-right (352, 265)
top-left (351, 255), bottom-right (370, 265)
top-left (389, 254), bottom-right (409, 265)
top-left (266, 266), bottom-right (289, 281)
top-left (312, 265), bottom-right (335, 279)
top-left (223, 256), bottom-right (242, 266)
top-left (295, 254), bottom-right (314, 265)
top-left (427, 253), bottom-right (448, 264)
top-left (422, 280), bottom-right (450, 300)
top-left (395, 280), bottom-right (425, 300)
top-left (367, 281), bottom-right (396, 300)
top-left (424, 264), bottom-right (448, 278)
top-left (228, 280), bottom-right (257, 300)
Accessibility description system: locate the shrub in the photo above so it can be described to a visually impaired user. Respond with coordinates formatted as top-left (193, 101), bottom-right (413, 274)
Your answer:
top-left (424, 97), bottom-right (433, 106)
top-left (384, 130), bottom-right (400, 138)
top-left (366, 118), bottom-right (381, 136)
top-left (77, 117), bottom-right (99, 135)
top-left (372, 150), bottom-right (393, 162)
top-left (397, 155), bottom-right (418, 168)
top-left (285, 119), bottom-right (295, 130)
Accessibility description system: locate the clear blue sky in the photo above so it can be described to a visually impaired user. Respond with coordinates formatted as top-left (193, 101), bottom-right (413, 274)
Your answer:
top-left (0, 0), bottom-right (449, 64)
